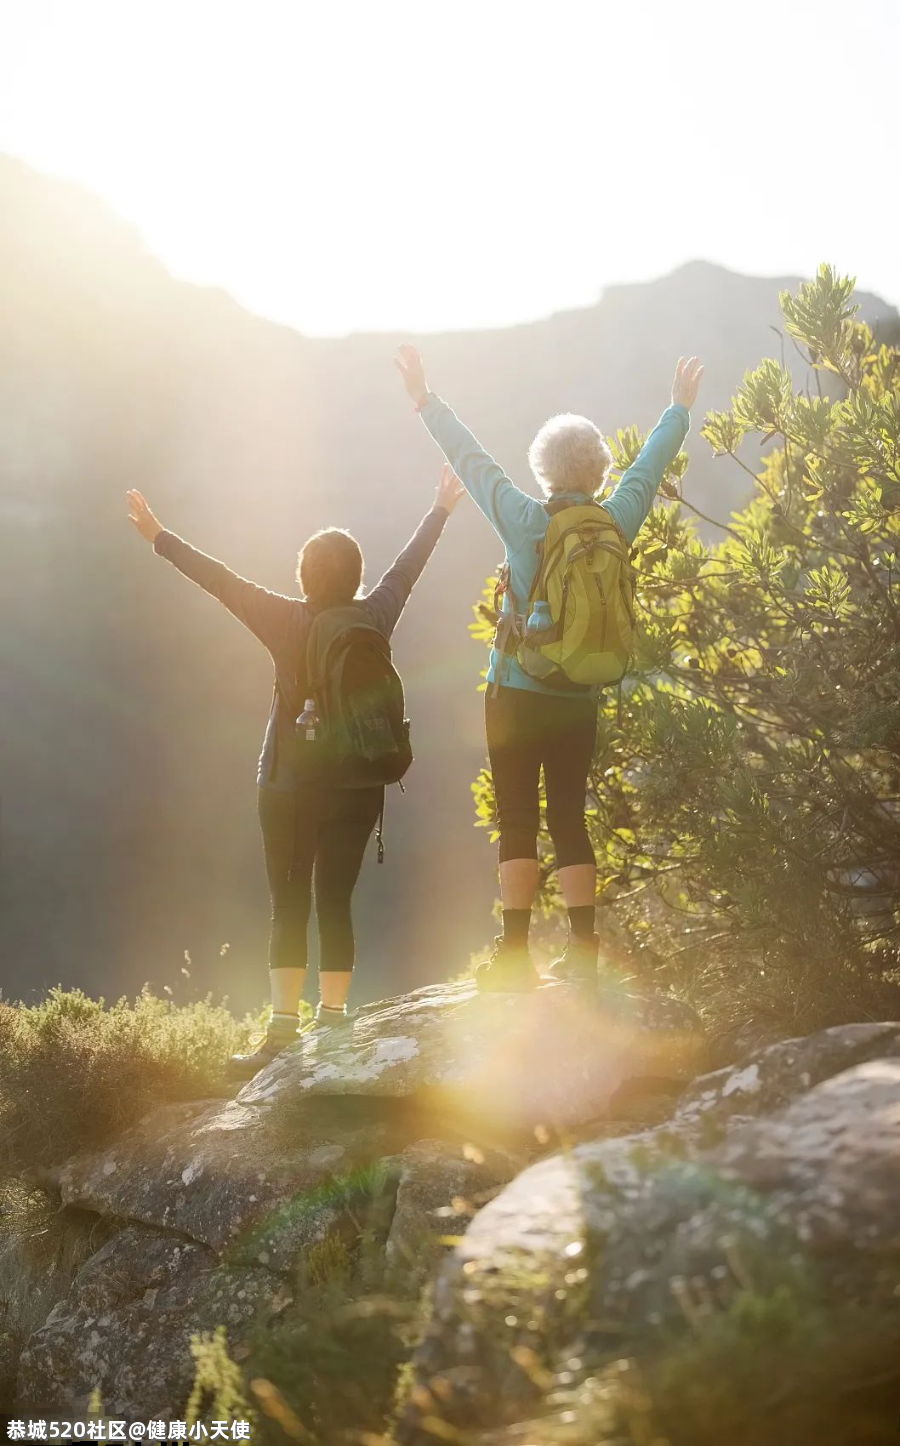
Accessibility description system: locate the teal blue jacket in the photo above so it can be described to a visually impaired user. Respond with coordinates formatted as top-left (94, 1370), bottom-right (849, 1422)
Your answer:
top-left (419, 394), bottom-right (690, 693)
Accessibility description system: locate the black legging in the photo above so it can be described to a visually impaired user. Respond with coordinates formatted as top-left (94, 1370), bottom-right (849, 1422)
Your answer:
top-left (485, 687), bottom-right (598, 867)
top-left (258, 784), bottom-right (383, 972)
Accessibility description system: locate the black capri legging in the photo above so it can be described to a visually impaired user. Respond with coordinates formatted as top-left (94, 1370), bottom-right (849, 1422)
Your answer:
top-left (258, 784), bottom-right (383, 972)
top-left (485, 686), bottom-right (598, 868)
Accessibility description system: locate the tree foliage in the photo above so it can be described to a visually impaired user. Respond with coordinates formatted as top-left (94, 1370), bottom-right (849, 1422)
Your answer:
top-left (473, 267), bottom-right (900, 1036)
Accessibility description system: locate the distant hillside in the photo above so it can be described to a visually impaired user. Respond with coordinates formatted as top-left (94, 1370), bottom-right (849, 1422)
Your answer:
top-left (1, 152), bottom-right (897, 1009)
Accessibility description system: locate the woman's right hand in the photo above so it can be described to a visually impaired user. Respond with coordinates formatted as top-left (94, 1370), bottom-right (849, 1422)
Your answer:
top-left (127, 490), bottom-right (164, 545)
top-left (395, 344), bottom-right (430, 409)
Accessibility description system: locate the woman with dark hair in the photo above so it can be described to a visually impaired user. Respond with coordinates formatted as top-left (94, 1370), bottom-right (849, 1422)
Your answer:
top-left (126, 465), bottom-right (464, 1078)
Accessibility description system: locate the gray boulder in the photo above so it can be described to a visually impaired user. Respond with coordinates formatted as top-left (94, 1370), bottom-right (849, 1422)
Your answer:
top-left (0, 1195), bottom-right (118, 1409)
top-left (398, 1025), bottom-right (900, 1445)
top-left (384, 1139), bottom-right (518, 1294)
top-left (239, 980), bottom-right (705, 1135)
top-left (53, 1096), bottom-right (412, 1254)
top-left (675, 1019), bottom-right (900, 1133)
top-left (16, 1225), bottom-right (291, 1418)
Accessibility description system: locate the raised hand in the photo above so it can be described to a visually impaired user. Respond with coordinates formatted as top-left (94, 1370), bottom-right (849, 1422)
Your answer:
top-left (394, 344), bottom-right (429, 408)
top-left (672, 356), bottom-right (705, 410)
top-left (126, 489), bottom-right (164, 545)
top-left (434, 463), bottom-right (466, 514)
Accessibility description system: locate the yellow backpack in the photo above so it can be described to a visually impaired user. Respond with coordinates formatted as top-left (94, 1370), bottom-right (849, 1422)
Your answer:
top-left (496, 501), bottom-right (636, 689)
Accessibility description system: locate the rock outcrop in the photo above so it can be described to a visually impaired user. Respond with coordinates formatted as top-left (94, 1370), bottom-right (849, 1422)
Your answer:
top-left (239, 979), bottom-right (703, 1129)
top-left (0, 979), bottom-right (703, 1420)
top-left (6, 984), bottom-right (899, 1443)
top-left (398, 1022), bottom-right (900, 1446)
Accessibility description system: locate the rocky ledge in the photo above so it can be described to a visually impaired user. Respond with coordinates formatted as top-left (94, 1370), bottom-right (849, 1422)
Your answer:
top-left (0, 979), bottom-right (704, 1420)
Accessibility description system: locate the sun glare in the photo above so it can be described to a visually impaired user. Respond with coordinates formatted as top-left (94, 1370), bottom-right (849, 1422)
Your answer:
top-left (1, 0), bottom-right (898, 334)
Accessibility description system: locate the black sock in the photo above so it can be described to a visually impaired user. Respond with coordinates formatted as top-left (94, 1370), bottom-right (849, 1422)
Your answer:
top-left (567, 906), bottom-right (596, 943)
top-left (502, 908), bottom-right (531, 947)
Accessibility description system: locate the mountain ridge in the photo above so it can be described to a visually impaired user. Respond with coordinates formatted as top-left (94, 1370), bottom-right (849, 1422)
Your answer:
top-left (1, 152), bottom-right (897, 1007)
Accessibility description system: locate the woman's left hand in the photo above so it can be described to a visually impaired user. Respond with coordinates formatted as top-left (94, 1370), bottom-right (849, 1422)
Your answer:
top-left (671, 356), bottom-right (705, 411)
top-left (127, 490), bottom-right (164, 544)
top-left (434, 464), bottom-right (466, 514)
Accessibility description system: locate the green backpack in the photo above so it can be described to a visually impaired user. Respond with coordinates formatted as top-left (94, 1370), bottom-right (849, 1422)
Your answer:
top-left (495, 500), bottom-right (636, 689)
top-left (297, 606), bottom-right (413, 791)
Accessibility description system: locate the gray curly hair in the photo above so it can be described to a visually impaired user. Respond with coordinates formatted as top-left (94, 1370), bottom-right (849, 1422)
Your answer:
top-left (527, 414), bottom-right (613, 497)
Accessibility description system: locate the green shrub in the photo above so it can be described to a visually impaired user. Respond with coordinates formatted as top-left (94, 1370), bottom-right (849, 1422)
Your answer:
top-left (236, 1167), bottom-right (425, 1446)
top-left (305, 1232), bottom-right (352, 1288)
top-left (244, 1276), bottom-right (419, 1446)
top-left (0, 986), bottom-right (260, 1176)
top-left (473, 266), bottom-right (900, 1038)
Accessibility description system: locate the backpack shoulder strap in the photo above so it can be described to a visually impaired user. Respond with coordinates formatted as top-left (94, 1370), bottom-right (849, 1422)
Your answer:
top-left (594, 501), bottom-right (633, 551)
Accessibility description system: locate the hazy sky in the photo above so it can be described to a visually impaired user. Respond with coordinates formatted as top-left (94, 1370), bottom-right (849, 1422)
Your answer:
top-left (1, 0), bottom-right (897, 335)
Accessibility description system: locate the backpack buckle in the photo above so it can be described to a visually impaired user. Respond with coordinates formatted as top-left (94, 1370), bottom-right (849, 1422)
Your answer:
top-left (494, 610), bottom-right (522, 656)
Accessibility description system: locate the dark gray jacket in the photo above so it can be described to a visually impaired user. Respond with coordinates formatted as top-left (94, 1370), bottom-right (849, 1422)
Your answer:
top-left (154, 505), bottom-right (449, 789)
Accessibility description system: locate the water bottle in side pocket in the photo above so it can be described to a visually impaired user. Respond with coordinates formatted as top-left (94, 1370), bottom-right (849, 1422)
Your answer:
top-left (296, 697), bottom-right (319, 742)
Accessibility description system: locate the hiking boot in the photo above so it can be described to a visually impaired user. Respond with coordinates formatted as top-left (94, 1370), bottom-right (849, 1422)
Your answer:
top-left (301, 1003), bottom-right (355, 1033)
top-left (227, 1021), bottom-right (299, 1081)
top-left (475, 937), bottom-right (542, 993)
top-left (546, 935), bottom-right (601, 989)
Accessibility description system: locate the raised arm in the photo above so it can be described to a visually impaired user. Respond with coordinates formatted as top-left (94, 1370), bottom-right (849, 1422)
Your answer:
top-left (601, 357), bottom-right (705, 544)
top-left (126, 489), bottom-right (295, 655)
top-left (364, 465), bottom-right (464, 638)
top-left (395, 345), bottom-right (545, 549)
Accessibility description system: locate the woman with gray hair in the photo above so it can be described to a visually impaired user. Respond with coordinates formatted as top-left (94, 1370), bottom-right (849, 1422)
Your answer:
top-left (396, 348), bottom-right (704, 991)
